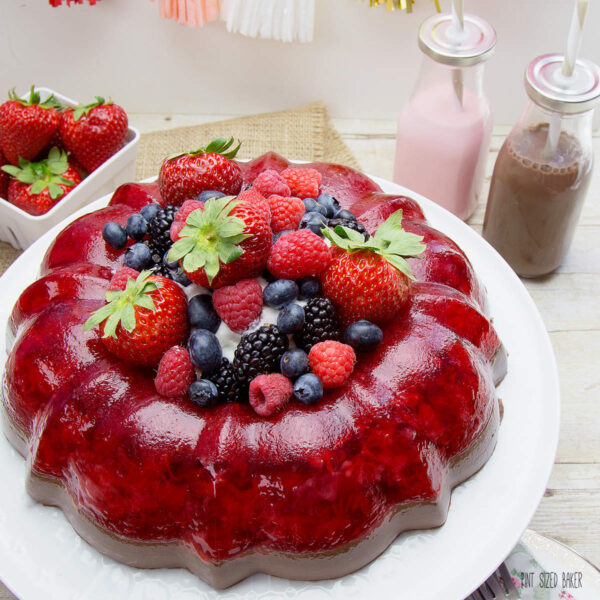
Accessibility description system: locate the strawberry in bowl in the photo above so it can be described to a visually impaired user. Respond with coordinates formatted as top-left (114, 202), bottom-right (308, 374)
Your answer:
top-left (1, 147), bottom-right (82, 216)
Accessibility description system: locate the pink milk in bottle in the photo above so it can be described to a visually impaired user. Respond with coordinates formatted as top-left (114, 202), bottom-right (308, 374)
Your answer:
top-left (393, 13), bottom-right (496, 221)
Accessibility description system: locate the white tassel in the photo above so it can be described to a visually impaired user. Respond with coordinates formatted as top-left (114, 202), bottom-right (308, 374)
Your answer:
top-left (220, 0), bottom-right (315, 42)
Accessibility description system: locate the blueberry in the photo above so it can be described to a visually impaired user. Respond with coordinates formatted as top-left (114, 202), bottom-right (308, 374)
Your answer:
top-left (293, 373), bottom-right (323, 405)
top-left (344, 320), bottom-right (383, 353)
top-left (317, 193), bottom-right (341, 218)
top-left (299, 212), bottom-right (328, 237)
top-left (140, 203), bottom-right (161, 222)
top-left (335, 209), bottom-right (357, 222)
top-left (188, 329), bottom-right (222, 373)
top-left (126, 214), bottom-right (148, 241)
top-left (124, 242), bottom-right (152, 270)
top-left (102, 221), bottom-right (128, 249)
top-left (188, 294), bottom-right (221, 332)
top-left (189, 379), bottom-right (219, 408)
top-left (171, 268), bottom-right (192, 287)
top-left (273, 230), bottom-right (293, 244)
top-left (297, 276), bottom-right (321, 300)
top-left (196, 190), bottom-right (225, 202)
top-left (263, 279), bottom-right (299, 309)
top-left (280, 349), bottom-right (310, 379)
top-left (302, 198), bottom-right (327, 216)
top-left (277, 303), bottom-right (305, 334)
top-left (163, 250), bottom-right (179, 270)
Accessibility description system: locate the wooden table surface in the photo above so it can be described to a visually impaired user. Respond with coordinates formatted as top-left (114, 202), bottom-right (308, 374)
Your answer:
top-left (1, 115), bottom-right (598, 599)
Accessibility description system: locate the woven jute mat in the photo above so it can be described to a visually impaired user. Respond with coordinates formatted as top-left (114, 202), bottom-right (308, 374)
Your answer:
top-left (0, 102), bottom-right (357, 277)
top-left (136, 101), bottom-right (359, 179)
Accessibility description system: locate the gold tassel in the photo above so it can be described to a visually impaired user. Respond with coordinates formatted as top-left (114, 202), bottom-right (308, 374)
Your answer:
top-left (366, 0), bottom-right (439, 11)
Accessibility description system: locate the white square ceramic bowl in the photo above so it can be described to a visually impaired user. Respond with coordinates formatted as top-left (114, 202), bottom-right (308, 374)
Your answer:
top-left (0, 86), bottom-right (139, 249)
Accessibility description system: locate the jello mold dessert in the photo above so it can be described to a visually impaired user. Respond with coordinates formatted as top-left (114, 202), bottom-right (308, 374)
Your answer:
top-left (2, 147), bottom-right (505, 589)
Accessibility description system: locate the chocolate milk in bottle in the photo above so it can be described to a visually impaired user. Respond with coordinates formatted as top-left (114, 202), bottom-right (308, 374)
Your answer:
top-left (483, 54), bottom-right (599, 277)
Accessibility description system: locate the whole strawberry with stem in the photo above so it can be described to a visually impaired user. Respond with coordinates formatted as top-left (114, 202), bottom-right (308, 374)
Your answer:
top-left (2, 147), bottom-right (81, 215)
top-left (59, 96), bottom-right (128, 172)
top-left (83, 270), bottom-right (189, 366)
top-left (168, 195), bottom-right (272, 289)
top-left (158, 137), bottom-right (243, 206)
top-left (0, 86), bottom-right (61, 165)
top-left (320, 210), bottom-right (426, 326)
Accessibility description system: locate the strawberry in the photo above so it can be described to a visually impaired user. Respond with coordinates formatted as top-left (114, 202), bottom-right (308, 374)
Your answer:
top-left (59, 96), bottom-right (128, 172)
top-left (83, 270), bottom-right (189, 366)
top-left (158, 137), bottom-right (243, 206)
top-left (168, 195), bottom-right (272, 289)
top-left (2, 147), bottom-right (82, 216)
top-left (0, 86), bottom-right (61, 165)
top-left (319, 210), bottom-right (426, 325)
top-left (0, 150), bottom-right (9, 198)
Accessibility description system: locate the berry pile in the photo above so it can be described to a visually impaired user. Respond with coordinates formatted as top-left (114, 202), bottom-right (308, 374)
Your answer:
top-left (90, 153), bottom-right (426, 418)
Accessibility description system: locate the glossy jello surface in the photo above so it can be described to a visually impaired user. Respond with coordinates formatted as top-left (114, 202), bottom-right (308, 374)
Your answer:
top-left (3, 153), bottom-right (502, 585)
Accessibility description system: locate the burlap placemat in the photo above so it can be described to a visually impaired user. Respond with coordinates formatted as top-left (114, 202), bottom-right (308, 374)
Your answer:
top-left (136, 101), bottom-right (359, 180)
top-left (0, 102), bottom-right (357, 278)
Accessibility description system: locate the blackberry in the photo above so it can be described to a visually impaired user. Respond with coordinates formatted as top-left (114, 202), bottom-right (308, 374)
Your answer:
top-left (233, 325), bottom-right (289, 391)
top-left (204, 358), bottom-right (243, 403)
top-left (144, 239), bottom-right (172, 279)
top-left (147, 205), bottom-right (177, 252)
top-left (294, 297), bottom-right (341, 352)
top-left (327, 218), bottom-right (369, 239)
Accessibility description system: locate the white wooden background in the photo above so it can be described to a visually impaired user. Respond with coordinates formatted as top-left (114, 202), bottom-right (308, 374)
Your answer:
top-left (1, 115), bottom-right (598, 599)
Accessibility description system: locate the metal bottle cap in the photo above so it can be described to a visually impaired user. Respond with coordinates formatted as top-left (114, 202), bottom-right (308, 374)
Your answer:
top-left (525, 53), bottom-right (600, 114)
top-left (418, 12), bottom-right (496, 67)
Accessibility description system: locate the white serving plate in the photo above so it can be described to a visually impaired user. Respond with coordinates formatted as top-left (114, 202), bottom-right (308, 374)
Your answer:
top-left (0, 86), bottom-right (139, 250)
top-left (0, 174), bottom-right (560, 600)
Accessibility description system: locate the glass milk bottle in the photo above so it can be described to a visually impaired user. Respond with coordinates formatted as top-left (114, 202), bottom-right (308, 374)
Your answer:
top-left (483, 54), bottom-right (600, 277)
top-left (393, 13), bottom-right (496, 220)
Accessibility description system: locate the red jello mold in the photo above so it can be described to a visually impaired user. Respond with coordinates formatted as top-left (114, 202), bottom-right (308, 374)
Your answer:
top-left (2, 155), bottom-right (504, 588)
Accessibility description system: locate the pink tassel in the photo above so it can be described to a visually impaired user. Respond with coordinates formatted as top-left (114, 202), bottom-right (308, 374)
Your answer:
top-left (151, 0), bottom-right (219, 27)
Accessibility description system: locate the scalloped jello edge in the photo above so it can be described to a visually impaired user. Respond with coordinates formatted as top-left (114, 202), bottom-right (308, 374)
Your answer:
top-left (2, 387), bottom-right (502, 589)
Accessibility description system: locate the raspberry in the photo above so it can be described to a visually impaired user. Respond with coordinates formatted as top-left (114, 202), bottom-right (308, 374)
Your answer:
top-left (237, 188), bottom-right (271, 222)
top-left (155, 346), bottom-right (196, 397)
top-left (175, 199), bottom-right (204, 223)
top-left (249, 373), bottom-right (293, 417)
top-left (281, 168), bottom-right (322, 199)
top-left (267, 195), bottom-right (305, 233)
top-left (267, 230), bottom-right (330, 279)
top-left (212, 278), bottom-right (263, 333)
top-left (108, 267), bottom-right (139, 291)
top-left (308, 341), bottom-right (356, 389)
top-left (252, 169), bottom-right (291, 197)
top-left (170, 219), bottom-right (185, 242)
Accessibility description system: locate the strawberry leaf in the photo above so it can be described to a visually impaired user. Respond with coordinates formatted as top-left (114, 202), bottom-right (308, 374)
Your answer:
top-left (1, 165), bottom-right (21, 178)
top-left (30, 180), bottom-right (48, 195)
top-left (47, 182), bottom-right (65, 200)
